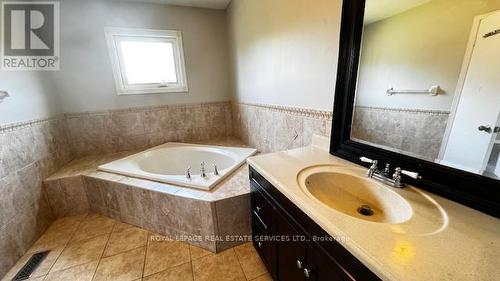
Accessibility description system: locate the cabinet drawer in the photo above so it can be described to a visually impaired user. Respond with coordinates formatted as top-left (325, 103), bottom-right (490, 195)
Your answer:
top-left (251, 181), bottom-right (275, 230)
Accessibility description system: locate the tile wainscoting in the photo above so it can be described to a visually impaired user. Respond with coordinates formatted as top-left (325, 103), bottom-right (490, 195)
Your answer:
top-left (352, 106), bottom-right (450, 161)
top-left (66, 102), bottom-right (233, 157)
top-left (232, 103), bottom-right (333, 153)
top-left (0, 118), bottom-right (73, 278)
top-left (0, 101), bottom-right (334, 278)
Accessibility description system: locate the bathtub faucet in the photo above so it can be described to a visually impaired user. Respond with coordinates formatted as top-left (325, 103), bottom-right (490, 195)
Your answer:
top-left (186, 167), bottom-right (191, 179)
top-left (214, 164), bottom-right (219, 176)
top-left (200, 162), bottom-right (206, 178)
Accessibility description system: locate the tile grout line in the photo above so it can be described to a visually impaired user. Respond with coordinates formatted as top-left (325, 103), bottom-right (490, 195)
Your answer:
top-left (101, 243), bottom-right (147, 259)
top-left (100, 225), bottom-right (148, 259)
top-left (233, 246), bottom-right (250, 281)
top-left (249, 272), bottom-right (268, 281)
top-left (188, 245), bottom-right (195, 281)
top-left (39, 213), bottom-right (90, 280)
top-left (89, 220), bottom-right (116, 281)
top-left (140, 232), bottom-right (151, 279)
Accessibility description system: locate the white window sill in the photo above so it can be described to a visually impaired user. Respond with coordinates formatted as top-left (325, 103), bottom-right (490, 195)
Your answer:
top-left (117, 87), bottom-right (189, 95)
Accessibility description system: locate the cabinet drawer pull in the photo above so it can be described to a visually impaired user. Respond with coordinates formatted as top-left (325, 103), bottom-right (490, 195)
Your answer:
top-left (257, 242), bottom-right (262, 248)
top-left (296, 260), bottom-right (303, 269)
top-left (303, 268), bottom-right (312, 278)
top-left (256, 206), bottom-right (262, 212)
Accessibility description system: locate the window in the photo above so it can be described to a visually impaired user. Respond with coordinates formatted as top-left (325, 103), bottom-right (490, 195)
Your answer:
top-left (105, 27), bottom-right (188, 95)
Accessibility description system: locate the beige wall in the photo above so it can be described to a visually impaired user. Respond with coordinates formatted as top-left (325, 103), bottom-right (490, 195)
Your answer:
top-left (54, 0), bottom-right (231, 113)
top-left (227, 0), bottom-right (342, 111)
top-left (356, 0), bottom-right (500, 110)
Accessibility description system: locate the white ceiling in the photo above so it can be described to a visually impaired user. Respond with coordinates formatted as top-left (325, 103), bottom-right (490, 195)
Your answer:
top-left (364, 0), bottom-right (432, 24)
top-left (115, 0), bottom-right (232, 9)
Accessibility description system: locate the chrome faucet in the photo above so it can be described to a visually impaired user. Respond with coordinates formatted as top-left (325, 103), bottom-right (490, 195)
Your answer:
top-left (360, 157), bottom-right (420, 188)
top-left (213, 164), bottom-right (219, 176)
top-left (200, 162), bottom-right (206, 178)
top-left (186, 166), bottom-right (191, 179)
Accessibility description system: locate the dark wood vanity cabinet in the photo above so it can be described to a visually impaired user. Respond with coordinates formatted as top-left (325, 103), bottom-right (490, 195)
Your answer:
top-left (249, 167), bottom-right (380, 281)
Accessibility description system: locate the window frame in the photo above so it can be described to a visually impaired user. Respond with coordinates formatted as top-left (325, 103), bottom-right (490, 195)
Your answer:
top-left (104, 27), bottom-right (188, 95)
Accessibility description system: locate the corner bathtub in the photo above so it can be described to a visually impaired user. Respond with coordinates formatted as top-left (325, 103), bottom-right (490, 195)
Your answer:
top-left (98, 142), bottom-right (257, 190)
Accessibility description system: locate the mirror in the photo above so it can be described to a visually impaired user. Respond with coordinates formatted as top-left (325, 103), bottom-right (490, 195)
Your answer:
top-left (352, 0), bottom-right (500, 180)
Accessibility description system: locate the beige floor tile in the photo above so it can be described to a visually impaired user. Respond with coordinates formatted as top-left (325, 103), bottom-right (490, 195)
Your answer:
top-left (113, 221), bottom-right (137, 233)
top-left (44, 261), bottom-right (98, 281)
top-left (142, 262), bottom-right (193, 281)
top-left (71, 214), bottom-right (115, 242)
top-left (189, 245), bottom-right (213, 260)
top-left (192, 249), bottom-right (246, 281)
top-left (1, 245), bottom-right (65, 280)
top-left (103, 226), bottom-right (148, 257)
top-left (93, 246), bottom-right (146, 281)
top-left (29, 215), bottom-right (86, 252)
top-left (143, 239), bottom-right (190, 277)
top-left (50, 214), bottom-right (88, 230)
top-left (250, 273), bottom-right (273, 281)
top-left (234, 242), bottom-right (267, 280)
top-left (51, 234), bottom-right (108, 272)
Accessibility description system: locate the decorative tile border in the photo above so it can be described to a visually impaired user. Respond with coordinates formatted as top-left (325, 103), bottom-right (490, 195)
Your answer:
top-left (237, 102), bottom-right (333, 120)
top-left (355, 105), bottom-right (450, 116)
top-left (0, 115), bottom-right (64, 133)
top-left (65, 101), bottom-right (232, 118)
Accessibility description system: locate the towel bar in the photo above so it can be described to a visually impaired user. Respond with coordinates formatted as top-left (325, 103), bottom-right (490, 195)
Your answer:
top-left (386, 85), bottom-right (440, 96)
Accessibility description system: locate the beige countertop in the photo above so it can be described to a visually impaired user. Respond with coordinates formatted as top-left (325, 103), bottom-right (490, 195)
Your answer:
top-left (247, 142), bottom-right (500, 281)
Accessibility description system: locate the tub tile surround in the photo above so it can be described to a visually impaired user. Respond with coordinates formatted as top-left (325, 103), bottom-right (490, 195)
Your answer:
top-left (352, 106), bottom-right (450, 161)
top-left (0, 118), bottom-right (73, 278)
top-left (66, 102), bottom-right (233, 157)
top-left (232, 102), bottom-right (333, 153)
top-left (43, 138), bottom-right (253, 253)
top-left (1, 214), bottom-right (270, 281)
top-left (0, 101), bottom-right (335, 278)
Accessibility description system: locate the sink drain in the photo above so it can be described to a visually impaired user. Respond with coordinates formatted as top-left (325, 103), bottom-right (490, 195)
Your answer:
top-left (357, 205), bottom-right (374, 216)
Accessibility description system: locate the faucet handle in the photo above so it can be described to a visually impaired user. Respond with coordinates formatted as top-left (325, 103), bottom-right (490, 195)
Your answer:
top-left (392, 167), bottom-right (403, 187)
top-left (401, 169), bottom-right (421, 179)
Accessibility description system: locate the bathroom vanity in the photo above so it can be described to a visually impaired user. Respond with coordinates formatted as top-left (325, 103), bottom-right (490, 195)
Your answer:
top-left (247, 140), bottom-right (500, 281)
top-left (247, 0), bottom-right (500, 279)
top-left (249, 165), bottom-right (380, 281)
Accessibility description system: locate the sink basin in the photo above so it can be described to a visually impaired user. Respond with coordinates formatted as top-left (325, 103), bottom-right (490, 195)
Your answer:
top-left (298, 167), bottom-right (413, 224)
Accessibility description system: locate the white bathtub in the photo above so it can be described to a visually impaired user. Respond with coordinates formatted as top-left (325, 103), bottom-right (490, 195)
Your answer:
top-left (98, 142), bottom-right (257, 190)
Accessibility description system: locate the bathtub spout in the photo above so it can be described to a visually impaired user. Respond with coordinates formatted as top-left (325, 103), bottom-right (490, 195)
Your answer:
top-left (186, 167), bottom-right (191, 179)
top-left (200, 162), bottom-right (207, 178)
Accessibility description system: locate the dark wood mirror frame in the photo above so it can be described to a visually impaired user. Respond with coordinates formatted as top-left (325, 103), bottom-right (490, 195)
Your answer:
top-left (330, 0), bottom-right (500, 218)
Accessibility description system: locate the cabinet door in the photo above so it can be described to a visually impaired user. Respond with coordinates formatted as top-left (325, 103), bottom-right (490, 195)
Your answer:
top-left (251, 183), bottom-right (277, 279)
top-left (253, 216), bottom-right (277, 279)
top-left (276, 212), bottom-right (307, 281)
top-left (305, 243), bottom-right (355, 281)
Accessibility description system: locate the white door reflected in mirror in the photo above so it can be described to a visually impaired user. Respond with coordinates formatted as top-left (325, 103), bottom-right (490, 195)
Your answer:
top-left (352, 0), bottom-right (500, 180)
